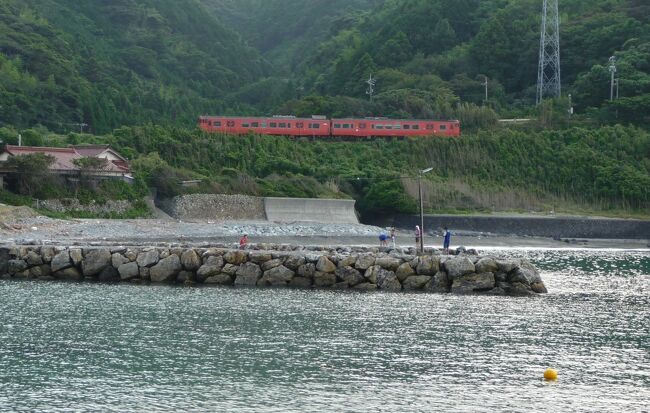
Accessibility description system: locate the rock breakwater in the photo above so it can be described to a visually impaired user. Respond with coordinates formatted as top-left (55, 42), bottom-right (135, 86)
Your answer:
top-left (0, 244), bottom-right (547, 296)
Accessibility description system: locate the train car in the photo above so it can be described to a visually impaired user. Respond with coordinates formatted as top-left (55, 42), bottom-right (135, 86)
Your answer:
top-left (198, 116), bottom-right (330, 137)
top-left (330, 118), bottom-right (460, 138)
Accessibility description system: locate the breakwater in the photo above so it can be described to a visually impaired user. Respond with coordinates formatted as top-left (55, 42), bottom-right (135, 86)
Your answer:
top-left (0, 244), bottom-right (547, 296)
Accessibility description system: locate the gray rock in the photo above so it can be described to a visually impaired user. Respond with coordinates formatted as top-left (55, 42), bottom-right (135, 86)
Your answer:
top-left (403, 275), bottom-right (433, 291)
top-left (136, 250), bottom-right (159, 268)
top-left (376, 269), bottom-right (401, 291)
top-left (110, 246), bottom-right (127, 254)
top-left (54, 267), bottom-right (82, 281)
top-left (416, 255), bottom-right (440, 276)
top-left (496, 259), bottom-right (517, 274)
top-left (25, 251), bottom-right (43, 266)
top-left (289, 277), bottom-right (312, 288)
top-left (375, 256), bottom-right (403, 271)
top-left (451, 272), bottom-right (495, 294)
top-left (197, 265), bottom-right (222, 282)
top-left (112, 253), bottom-right (129, 269)
top-left (249, 251), bottom-right (272, 264)
top-left (531, 282), bottom-right (548, 294)
top-left (313, 271), bottom-right (337, 287)
top-left (284, 255), bottom-right (306, 270)
top-left (237, 262), bottom-right (263, 279)
top-left (205, 274), bottom-right (234, 285)
top-left (355, 254), bottom-right (375, 270)
top-left (204, 255), bottom-right (224, 268)
top-left (509, 260), bottom-right (543, 286)
top-left (181, 250), bottom-right (201, 271)
top-left (224, 250), bottom-right (248, 265)
top-left (81, 249), bottom-right (112, 277)
top-left (261, 258), bottom-right (283, 272)
top-left (51, 250), bottom-right (72, 272)
top-left (337, 255), bottom-right (357, 268)
top-left (118, 262), bottom-right (140, 280)
top-left (8, 260), bottom-right (28, 275)
top-left (125, 250), bottom-right (137, 262)
top-left (508, 282), bottom-right (535, 296)
top-left (176, 271), bottom-right (195, 284)
top-left (335, 266), bottom-right (364, 286)
top-left (150, 255), bottom-right (182, 283)
top-left (364, 265), bottom-right (382, 284)
top-left (30, 265), bottom-right (50, 278)
top-left (297, 263), bottom-right (316, 278)
top-left (475, 258), bottom-right (498, 274)
top-left (139, 266), bottom-right (150, 281)
top-left (98, 266), bottom-right (120, 283)
top-left (444, 257), bottom-right (476, 279)
top-left (353, 283), bottom-right (378, 291)
top-left (221, 264), bottom-right (239, 276)
top-left (41, 247), bottom-right (56, 263)
top-left (159, 249), bottom-right (171, 260)
top-left (396, 262), bottom-right (415, 282)
top-left (425, 271), bottom-right (450, 293)
top-left (316, 256), bottom-right (336, 273)
top-left (259, 265), bottom-right (294, 286)
top-left (69, 249), bottom-right (83, 266)
top-left (234, 266), bottom-right (264, 286)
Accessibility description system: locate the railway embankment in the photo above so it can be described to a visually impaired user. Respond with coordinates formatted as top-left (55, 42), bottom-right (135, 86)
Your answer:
top-left (0, 244), bottom-right (547, 296)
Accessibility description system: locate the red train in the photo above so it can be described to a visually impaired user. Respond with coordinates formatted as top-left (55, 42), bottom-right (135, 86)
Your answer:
top-left (198, 115), bottom-right (461, 138)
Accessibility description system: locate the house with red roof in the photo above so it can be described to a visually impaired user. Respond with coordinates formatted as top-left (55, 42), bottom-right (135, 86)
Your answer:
top-left (0, 144), bottom-right (132, 189)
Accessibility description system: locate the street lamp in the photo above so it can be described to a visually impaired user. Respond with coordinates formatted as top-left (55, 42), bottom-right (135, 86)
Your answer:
top-left (418, 167), bottom-right (434, 253)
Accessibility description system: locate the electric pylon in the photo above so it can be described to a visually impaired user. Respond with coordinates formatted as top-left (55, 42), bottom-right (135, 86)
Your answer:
top-left (536, 0), bottom-right (561, 104)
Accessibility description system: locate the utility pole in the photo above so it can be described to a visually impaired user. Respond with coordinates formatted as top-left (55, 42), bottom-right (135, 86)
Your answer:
top-left (18, 133), bottom-right (22, 147)
top-left (536, 0), bottom-right (562, 104)
top-left (366, 74), bottom-right (376, 101)
top-left (418, 167), bottom-right (433, 254)
top-left (609, 56), bottom-right (617, 101)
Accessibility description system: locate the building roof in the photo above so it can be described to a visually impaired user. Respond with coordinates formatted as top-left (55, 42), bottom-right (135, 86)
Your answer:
top-left (1, 145), bottom-right (129, 174)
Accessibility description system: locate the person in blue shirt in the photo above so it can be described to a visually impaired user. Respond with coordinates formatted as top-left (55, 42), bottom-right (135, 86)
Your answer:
top-left (443, 227), bottom-right (451, 254)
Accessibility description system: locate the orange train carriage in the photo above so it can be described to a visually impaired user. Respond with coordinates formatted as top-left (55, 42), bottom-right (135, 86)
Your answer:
top-left (198, 116), bottom-right (460, 138)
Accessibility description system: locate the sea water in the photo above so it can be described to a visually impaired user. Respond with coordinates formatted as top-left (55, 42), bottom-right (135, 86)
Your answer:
top-left (0, 249), bottom-right (648, 412)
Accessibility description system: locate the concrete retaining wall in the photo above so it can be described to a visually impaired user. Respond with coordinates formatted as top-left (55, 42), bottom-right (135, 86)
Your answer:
top-left (265, 197), bottom-right (359, 224)
top-left (378, 214), bottom-right (650, 240)
top-left (0, 244), bottom-right (546, 296)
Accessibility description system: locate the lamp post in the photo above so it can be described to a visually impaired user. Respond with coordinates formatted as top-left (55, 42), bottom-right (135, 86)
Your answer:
top-left (418, 167), bottom-right (434, 253)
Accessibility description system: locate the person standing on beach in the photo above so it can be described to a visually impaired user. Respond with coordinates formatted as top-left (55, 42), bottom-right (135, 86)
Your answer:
top-left (415, 225), bottom-right (421, 247)
top-left (239, 234), bottom-right (249, 249)
top-left (443, 227), bottom-right (451, 254)
top-left (390, 227), bottom-right (396, 248)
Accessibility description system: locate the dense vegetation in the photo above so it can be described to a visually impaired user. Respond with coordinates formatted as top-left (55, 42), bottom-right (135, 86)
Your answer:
top-left (0, 0), bottom-right (649, 217)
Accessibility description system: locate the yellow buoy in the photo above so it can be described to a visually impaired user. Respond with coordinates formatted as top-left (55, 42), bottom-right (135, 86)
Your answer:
top-left (544, 368), bottom-right (558, 381)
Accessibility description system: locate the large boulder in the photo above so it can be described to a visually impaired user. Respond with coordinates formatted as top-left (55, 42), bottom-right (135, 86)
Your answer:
top-left (136, 250), bottom-right (159, 268)
top-left (98, 266), bottom-right (120, 283)
top-left (375, 256), bottom-right (402, 271)
top-left (353, 283), bottom-right (378, 291)
top-left (54, 267), bottom-right (82, 281)
top-left (112, 253), bottom-right (129, 269)
top-left (289, 277), bottom-right (312, 289)
top-left (403, 275), bottom-right (433, 291)
top-left (8, 259), bottom-right (28, 275)
top-left (313, 271), bottom-right (337, 287)
top-left (224, 250), bottom-right (248, 265)
top-left (531, 282), bottom-right (548, 294)
top-left (41, 247), bottom-right (56, 263)
top-left (425, 271), bottom-right (450, 293)
top-left (416, 256), bottom-right (440, 276)
top-left (509, 260), bottom-right (543, 286)
top-left (81, 249), bottom-right (112, 277)
top-left (444, 257), bottom-right (476, 279)
top-left (69, 249), bottom-right (83, 267)
top-left (181, 250), bottom-right (201, 271)
top-left (204, 255), bottom-right (224, 268)
top-left (297, 263), bottom-right (316, 278)
top-left (205, 273), bottom-right (234, 285)
top-left (259, 265), bottom-right (294, 286)
top-left (316, 256), bottom-right (336, 273)
top-left (261, 258), bottom-right (283, 271)
top-left (395, 262), bottom-right (415, 282)
top-left (355, 254), bottom-right (375, 270)
top-left (364, 265), bottom-right (382, 284)
top-left (197, 264), bottom-right (222, 282)
top-left (234, 262), bottom-right (263, 286)
top-left (376, 269), bottom-right (402, 291)
top-left (249, 251), bottom-right (272, 264)
top-left (451, 272), bottom-right (495, 294)
top-left (150, 255), bottom-right (182, 283)
top-left (25, 251), bottom-right (43, 266)
top-left (335, 266), bottom-right (364, 287)
top-left (284, 255), bottom-right (306, 270)
top-left (337, 255), bottom-right (357, 268)
top-left (118, 262), bottom-right (140, 280)
top-left (475, 258), bottom-right (498, 274)
top-left (51, 250), bottom-right (72, 273)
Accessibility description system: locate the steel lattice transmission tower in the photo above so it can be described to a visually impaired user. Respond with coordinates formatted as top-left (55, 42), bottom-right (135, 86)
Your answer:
top-left (536, 0), bottom-right (561, 104)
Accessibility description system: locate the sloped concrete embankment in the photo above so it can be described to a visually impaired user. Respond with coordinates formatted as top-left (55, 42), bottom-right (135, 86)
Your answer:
top-left (381, 214), bottom-right (650, 239)
top-left (158, 194), bottom-right (359, 224)
top-left (0, 244), bottom-right (546, 296)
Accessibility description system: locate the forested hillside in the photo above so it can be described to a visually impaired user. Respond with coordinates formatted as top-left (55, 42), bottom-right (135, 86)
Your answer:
top-left (0, 0), bottom-right (268, 134)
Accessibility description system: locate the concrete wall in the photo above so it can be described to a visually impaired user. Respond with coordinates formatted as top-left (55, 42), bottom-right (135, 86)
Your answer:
top-left (379, 214), bottom-right (650, 240)
top-left (265, 197), bottom-right (359, 224)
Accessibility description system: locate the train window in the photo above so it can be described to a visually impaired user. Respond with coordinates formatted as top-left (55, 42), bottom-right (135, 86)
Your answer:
top-left (261, 122), bottom-right (267, 127)
top-left (333, 124), bottom-right (341, 128)
top-left (270, 122), bottom-right (277, 128)
top-left (394, 124), bottom-right (402, 129)
top-left (403, 124), bottom-right (410, 130)
top-left (359, 123), bottom-right (366, 129)
top-left (385, 125), bottom-right (393, 130)
top-left (251, 122), bottom-right (259, 127)
top-left (279, 123), bottom-right (287, 128)
top-left (426, 124), bottom-right (434, 130)
top-left (309, 123), bottom-right (320, 129)
top-left (342, 124), bottom-right (351, 129)
top-left (412, 125), bottom-right (419, 130)
top-left (375, 125), bottom-right (383, 129)
top-left (242, 123), bottom-right (250, 128)
top-left (440, 124), bottom-right (447, 130)
top-left (296, 122), bottom-right (304, 128)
